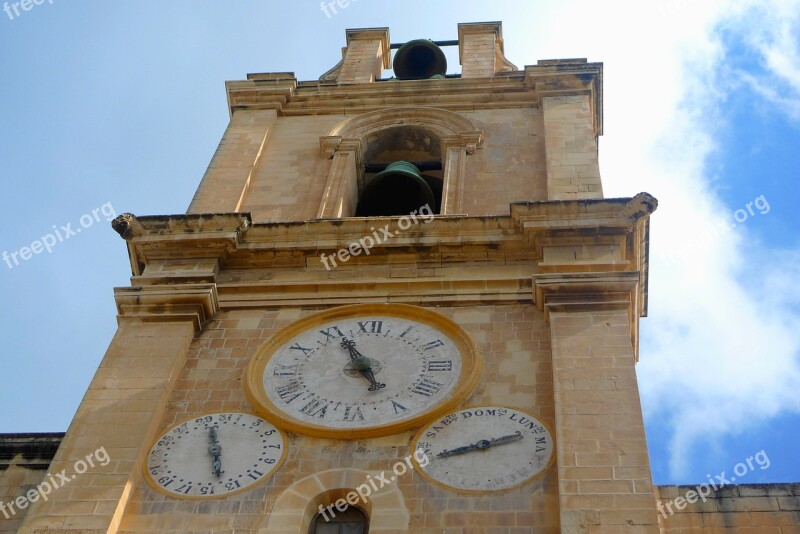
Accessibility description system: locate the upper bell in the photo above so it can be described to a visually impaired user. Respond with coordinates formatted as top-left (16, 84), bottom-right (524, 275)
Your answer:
top-left (393, 39), bottom-right (447, 80)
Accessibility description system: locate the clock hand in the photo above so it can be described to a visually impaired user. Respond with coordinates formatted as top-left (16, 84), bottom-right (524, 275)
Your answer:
top-left (487, 430), bottom-right (524, 447)
top-left (436, 442), bottom-right (478, 458)
top-left (437, 431), bottom-right (524, 458)
top-left (207, 428), bottom-right (223, 479)
top-left (340, 337), bottom-right (386, 391)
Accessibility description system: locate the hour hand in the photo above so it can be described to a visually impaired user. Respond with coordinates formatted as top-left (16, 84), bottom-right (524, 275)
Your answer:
top-left (340, 337), bottom-right (386, 391)
top-left (436, 442), bottom-right (478, 458)
top-left (437, 431), bottom-right (524, 458)
top-left (207, 428), bottom-right (223, 478)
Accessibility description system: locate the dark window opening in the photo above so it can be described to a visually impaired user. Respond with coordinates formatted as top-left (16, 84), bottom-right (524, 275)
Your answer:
top-left (309, 505), bottom-right (368, 534)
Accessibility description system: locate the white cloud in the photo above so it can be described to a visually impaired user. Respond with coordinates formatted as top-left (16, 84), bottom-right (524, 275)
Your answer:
top-left (727, 0), bottom-right (800, 120)
top-left (593, 0), bottom-right (800, 477)
top-left (519, 0), bottom-right (800, 478)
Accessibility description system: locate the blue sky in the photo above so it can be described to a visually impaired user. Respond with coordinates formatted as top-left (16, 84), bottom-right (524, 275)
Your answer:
top-left (1, 0), bottom-right (798, 486)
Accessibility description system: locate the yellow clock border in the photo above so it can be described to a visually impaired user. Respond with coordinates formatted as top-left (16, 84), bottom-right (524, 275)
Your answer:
top-left (143, 411), bottom-right (289, 500)
top-left (409, 405), bottom-right (557, 495)
top-left (244, 303), bottom-right (483, 439)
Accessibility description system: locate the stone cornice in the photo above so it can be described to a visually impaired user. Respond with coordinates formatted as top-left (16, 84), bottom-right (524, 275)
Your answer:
top-left (218, 275), bottom-right (534, 308)
top-left (225, 62), bottom-right (601, 122)
top-left (526, 59), bottom-right (603, 135)
top-left (113, 195), bottom-right (655, 315)
top-left (512, 193), bottom-right (656, 318)
top-left (114, 283), bottom-right (220, 332)
top-left (532, 271), bottom-right (643, 361)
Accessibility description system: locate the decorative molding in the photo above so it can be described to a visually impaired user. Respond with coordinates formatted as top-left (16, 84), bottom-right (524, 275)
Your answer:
top-left (325, 106), bottom-right (482, 141)
top-left (219, 275), bottom-right (534, 308)
top-left (264, 467), bottom-right (408, 533)
top-left (533, 271), bottom-right (642, 360)
top-left (114, 283), bottom-right (220, 332)
top-left (319, 48), bottom-right (346, 83)
top-left (526, 60), bottom-right (603, 136)
top-left (495, 38), bottom-right (518, 73)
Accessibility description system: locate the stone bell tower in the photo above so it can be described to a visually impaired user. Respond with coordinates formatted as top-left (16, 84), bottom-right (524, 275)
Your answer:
top-left (15, 21), bottom-right (660, 533)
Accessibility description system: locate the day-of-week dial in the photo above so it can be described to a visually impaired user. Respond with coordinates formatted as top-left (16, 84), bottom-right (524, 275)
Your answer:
top-left (412, 407), bottom-right (555, 493)
top-left (263, 316), bottom-right (462, 428)
top-left (146, 413), bottom-right (285, 498)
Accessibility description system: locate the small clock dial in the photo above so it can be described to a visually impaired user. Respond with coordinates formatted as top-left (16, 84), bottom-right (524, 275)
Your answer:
top-left (412, 406), bottom-right (554, 493)
top-left (145, 412), bottom-right (286, 499)
top-left (245, 304), bottom-right (482, 438)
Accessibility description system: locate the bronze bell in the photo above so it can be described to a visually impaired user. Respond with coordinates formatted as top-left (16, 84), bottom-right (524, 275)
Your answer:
top-left (393, 39), bottom-right (447, 80)
top-left (356, 161), bottom-right (437, 217)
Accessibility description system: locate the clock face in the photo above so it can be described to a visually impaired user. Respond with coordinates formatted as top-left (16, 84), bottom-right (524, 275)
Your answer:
top-left (145, 412), bottom-right (286, 499)
top-left (245, 304), bottom-right (482, 438)
top-left (412, 406), bottom-right (554, 493)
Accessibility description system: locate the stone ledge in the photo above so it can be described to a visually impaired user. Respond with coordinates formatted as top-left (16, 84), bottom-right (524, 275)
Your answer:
top-left (114, 284), bottom-right (220, 332)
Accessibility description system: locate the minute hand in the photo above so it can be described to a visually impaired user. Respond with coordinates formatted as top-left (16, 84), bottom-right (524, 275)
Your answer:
top-left (436, 431), bottom-right (523, 458)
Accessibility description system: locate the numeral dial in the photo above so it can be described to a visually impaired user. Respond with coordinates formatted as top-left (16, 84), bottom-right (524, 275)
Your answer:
top-left (145, 413), bottom-right (286, 499)
top-left (245, 304), bottom-right (482, 438)
top-left (411, 406), bottom-right (555, 493)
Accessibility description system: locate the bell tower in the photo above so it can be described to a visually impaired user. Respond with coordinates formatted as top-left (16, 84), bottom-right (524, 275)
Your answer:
top-left (17, 21), bottom-right (660, 533)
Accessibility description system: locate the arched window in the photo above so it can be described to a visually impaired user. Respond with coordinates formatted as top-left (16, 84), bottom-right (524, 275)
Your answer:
top-left (318, 107), bottom-right (483, 219)
top-left (309, 505), bottom-right (369, 534)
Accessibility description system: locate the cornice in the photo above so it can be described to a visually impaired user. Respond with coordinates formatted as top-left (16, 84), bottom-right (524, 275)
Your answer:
top-left (114, 283), bottom-right (220, 333)
top-left (113, 194), bottom-right (654, 312)
top-left (225, 62), bottom-right (601, 126)
top-left (525, 59), bottom-right (603, 135)
top-left (532, 271), bottom-right (643, 361)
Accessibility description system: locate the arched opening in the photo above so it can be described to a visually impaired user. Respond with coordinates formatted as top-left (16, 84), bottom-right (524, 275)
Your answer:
top-left (318, 107), bottom-right (482, 218)
top-left (308, 504), bottom-right (369, 534)
top-left (355, 125), bottom-right (443, 216)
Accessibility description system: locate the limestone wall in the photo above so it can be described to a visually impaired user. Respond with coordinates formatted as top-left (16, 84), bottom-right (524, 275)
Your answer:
top-left (657, 484), bottom-right (800, 533)
top-left (117, 304), bottom-right (561, 533)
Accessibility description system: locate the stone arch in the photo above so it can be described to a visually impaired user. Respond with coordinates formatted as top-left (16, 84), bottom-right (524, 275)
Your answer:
top-left (263, 467), bottom-right (409, 533)
top-left (326, 107), bottom-right (481, 142)
top-left (317, 108), bottom-right (484, 217)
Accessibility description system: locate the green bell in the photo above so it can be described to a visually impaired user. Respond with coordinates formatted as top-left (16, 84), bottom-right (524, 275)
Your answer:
top-left (393, 39), bottom-right (447, 80)
top-left (357, 161), bottom-right (437, 217)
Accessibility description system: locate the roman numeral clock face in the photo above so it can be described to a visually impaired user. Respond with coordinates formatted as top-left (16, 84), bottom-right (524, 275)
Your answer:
top-left (245, 304), bottom-right (482, 438)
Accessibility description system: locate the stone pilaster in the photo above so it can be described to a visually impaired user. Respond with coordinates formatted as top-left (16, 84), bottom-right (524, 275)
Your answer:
top-left (17, 285), bottom-right (218, 534)
top-left (457, 22), bottom-right (516, 79)
top-left (542, 94), bottom-right (603, 200)
top-left (188, 109), bottom-right (277, 214)
top-left (535, 273), bottom-right (659, 533)
top-left (337, 28), bottom-right (390, 84)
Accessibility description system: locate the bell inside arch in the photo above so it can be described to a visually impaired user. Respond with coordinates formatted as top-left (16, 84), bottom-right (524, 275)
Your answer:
top-left (356, 161), bottom-right (437, 217)
top-left (393, 39), bottom-right (447, 80)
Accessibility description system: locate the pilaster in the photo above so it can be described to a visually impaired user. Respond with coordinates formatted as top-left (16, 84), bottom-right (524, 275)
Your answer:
top-left (542, 94), bottom-right (603, 201)
top-left (534, 273), bottom-right (659, 533)
top-left (317, 138), bottom-right (363, 218)
top-left (337, 28), bottom-right (391, 84)
top-left (457, 22), bottom-right (517, 78)
top-left (17, 286), bottom-right (219, 534)
top-left (188, 109), bottom-right (277, 213)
